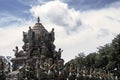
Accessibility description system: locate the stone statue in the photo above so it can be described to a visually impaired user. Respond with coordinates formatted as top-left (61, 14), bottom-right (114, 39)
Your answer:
top-left (23, 31), bottom-right (28, 43)
top-left (19, 68), bottom-right (24, 80)
top-left (25, 42), bottom-right (34, 58)
top-left (68, 64), bottom-right (76, 80)
top-left (57, 59), bottom-right (67, 80)
top-left (50, 42), bottom-right (56, 52)
top-left (22, 31), bottom-right (28, 51)
top-left (13, 46), bottom-right (19, 57)
top-left (37, 17), bottom-right (40, 23)
top-left (28, 26), bottom-right (35, 43)
top-left (53, 51), bottom-right (58, 61)
top-left (41, 42), bottom-right (48, 57)
top-left (36, 58), bottom-right (48, 80)
top-left (24, 63), bottom-right (31, 79)
top-left (47, 58), bottom-right (55, 80)
top-left (36, 59), bottom-right (41, 80)
top-left (58, 48), bottom-right (63, 60)
top-left (53, 48), bottom-right (63, 61)
top-left (49, 28), bottom-right (55, 43)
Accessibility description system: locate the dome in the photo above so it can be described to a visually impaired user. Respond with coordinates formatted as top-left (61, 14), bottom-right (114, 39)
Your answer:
top-left (32, 17), bottom-right (49, 40)
top-left (33, 23), bottom-right (44, 30)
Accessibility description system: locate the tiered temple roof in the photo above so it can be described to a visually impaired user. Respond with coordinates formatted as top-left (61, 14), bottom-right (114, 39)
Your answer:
top-left (11, 17), bottom-right (61, 71)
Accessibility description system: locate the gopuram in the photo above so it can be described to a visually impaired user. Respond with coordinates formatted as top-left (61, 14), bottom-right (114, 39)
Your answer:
top-left (10, 17), bottom-right (66, 80)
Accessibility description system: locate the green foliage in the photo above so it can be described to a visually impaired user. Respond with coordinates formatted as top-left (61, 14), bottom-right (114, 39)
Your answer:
top-left (85, 52), bottom-right (97, 68)
top-left (66, 33), bottom-right (120, 74)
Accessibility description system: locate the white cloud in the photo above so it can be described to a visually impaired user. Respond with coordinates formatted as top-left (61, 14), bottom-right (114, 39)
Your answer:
top-left (81, 7), bottom-right (120, 37)
top-left (107, 1), bottom-right (120, 8)
top-left (30, 0), bottom-right (81, 33)
top-left (0, 26), bottom-right (23, 57)
top-left (29, 0), bottom-right (120, 62)
top-left (0, 15), bottom-right (35, 58)
top-left (1, 0), bottom-right (120, 62)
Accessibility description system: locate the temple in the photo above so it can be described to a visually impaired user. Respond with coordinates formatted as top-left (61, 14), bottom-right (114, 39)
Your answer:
top-left (11, 17), bottom-right (62, 71)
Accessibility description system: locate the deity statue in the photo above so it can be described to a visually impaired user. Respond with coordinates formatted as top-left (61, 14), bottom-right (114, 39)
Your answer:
top-left (36, 57), bottom-right (48, 80)
top-left (41, 42), bottom-right (48, 56)
top-left (25, 42), bottom-right (34, 58)
top-left (49, 28), bottom-right (55, 43)
top-left (68, 64), bottom-right (76, 80)
top-left (36, 59), bottom-right (41, 80)
top-left (49, 41), bottom-right (56, 52)
top-left (22, 31), bottom-right (28, 51)
top-left (58, 48), bottom-right (63, 60)
top-left (18, 68), bottom-right (24, 80)
top-left (76, 65), bottom-right (83, 80)
top-left (47, 58), bottom-right (55, 80)
top-left (28, 26), bottom-right (35, 43)
top-left (23, 31), bottom-right (28, 43)
top-left (57, 59), bottom-right (67, 80)
top-left (13, 46), bottom-right (19, 57)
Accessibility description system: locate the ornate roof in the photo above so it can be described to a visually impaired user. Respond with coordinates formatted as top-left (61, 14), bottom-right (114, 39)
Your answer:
top-left (32, 17), bottom-right (48, 38)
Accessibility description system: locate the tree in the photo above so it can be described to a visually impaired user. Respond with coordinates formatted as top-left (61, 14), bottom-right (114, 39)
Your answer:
top-left (112, 34), bottom-right (120, 65)
top-left (112, 34), bottom-right (120, 77)
top-left (85, 52), bottom-right (97, 68)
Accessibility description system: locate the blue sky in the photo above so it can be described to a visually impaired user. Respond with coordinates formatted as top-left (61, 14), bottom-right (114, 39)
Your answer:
top-left (64, 0), bottom-right (119, 10)
top-left (0, 0), bottom-right (119, 24)
top-left (0, 0), bottom-right (119, 27)
top-left (0, 0), bottom-right (30, 17)
top-left (0, 0), bottom-right (120, 62)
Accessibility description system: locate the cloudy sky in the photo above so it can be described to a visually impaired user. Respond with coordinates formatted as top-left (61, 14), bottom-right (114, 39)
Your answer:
top-left (0, 0), bottom-right (120, 62)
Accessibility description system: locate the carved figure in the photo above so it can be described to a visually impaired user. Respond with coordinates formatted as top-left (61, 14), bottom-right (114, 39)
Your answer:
top-left (36, 58), bottom-right (48, 80)
top-left (49, 28), bottom-right (55, 42)
top-left (58, 48), bottom-right (63, 60)
top-left (57, 59), bottom-right (67, 80)
top-left (41, 42), bottom-right (48, 57)
top-left (23, 31), bottom-right (28, 43)
top-left (47, 58), bottom-right (55, 80)
top-left (36, 59), bottom-right (41, 80)
top-left (13, 46), bottom-right (19, 57)
top-left (37, 17), bottom-right (40, 23)
top-left (28, 26), bottom-right (35, 43)
top-left (68, 64), bottom-right (76, 80)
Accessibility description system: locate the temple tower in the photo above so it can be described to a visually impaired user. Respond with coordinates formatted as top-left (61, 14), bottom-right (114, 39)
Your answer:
top-left (11, 17), bottom-right (60, 71)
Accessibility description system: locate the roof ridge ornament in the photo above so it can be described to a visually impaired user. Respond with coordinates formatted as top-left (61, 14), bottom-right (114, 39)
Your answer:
top-left (37, 17), bottom-right (40, 23)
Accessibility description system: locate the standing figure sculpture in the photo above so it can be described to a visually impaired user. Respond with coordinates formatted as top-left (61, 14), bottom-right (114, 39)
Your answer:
top-left (36, 56), bottom-right (48, 80)
top-left (13, 46), bottom-right (19, 57)
top-left (23, 31), bottom-right (28, 43)
top-left (57, 48), bottom-right (63, 60)
top-left (49, 28), bottom-right (55, 43)
top-left (68, 64), bottom-right (76, 80)
top-left (57, 59), bottom-right (67, 80)
top-left (41, 42), bottom-right (48, 58)
top-left (47, 58), bottom-right (55, 80)
top-left (28, 26), bottom-right (35, 43)
top-left (22, 31), bottom-right (28, 51)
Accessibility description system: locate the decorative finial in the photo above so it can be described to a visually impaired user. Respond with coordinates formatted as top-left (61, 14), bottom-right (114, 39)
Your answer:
top-left (37, 17), bottom-right (40, 23)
